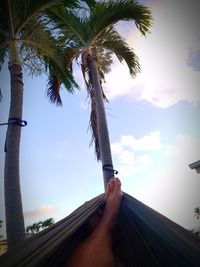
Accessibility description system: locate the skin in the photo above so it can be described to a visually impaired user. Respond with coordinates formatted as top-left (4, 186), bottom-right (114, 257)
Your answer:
top-left (65, 178), bottom-right (123, 267)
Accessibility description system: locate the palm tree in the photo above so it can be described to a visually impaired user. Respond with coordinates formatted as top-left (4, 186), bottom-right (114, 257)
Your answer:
top-left (48, 0), bottom-right (152, 189)
top-left (194, 207), bottom-right (200, 220)
top-left (41, 218), bottom-right (55, 229)
top-left (26, 218), bottom-right (54, 236)
top-left (26, 223), bottom-right (40, 235)
top-left (26, 225), bottom-right (31, 236)
top-left (0, 0), bottom-right (95, 249)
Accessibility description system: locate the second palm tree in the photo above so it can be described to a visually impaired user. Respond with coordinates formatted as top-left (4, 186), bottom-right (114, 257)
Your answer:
top-left (48, 0), bottom-right (152, 189)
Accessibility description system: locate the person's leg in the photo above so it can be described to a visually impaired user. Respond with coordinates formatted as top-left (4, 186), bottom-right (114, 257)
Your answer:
top-left (65, 178), bottom-right (123, 267)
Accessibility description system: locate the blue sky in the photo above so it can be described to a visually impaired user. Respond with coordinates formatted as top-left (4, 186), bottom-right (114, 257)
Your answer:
top-left (0, 0), bottom-right (200, 237)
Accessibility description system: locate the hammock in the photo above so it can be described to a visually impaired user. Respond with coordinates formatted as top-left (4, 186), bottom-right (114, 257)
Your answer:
top-left (1, 193), bottom-right (200, 267)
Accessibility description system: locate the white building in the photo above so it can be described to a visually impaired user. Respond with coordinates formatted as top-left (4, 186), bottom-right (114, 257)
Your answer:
top-left (189, 160), bottom-right (200, 174)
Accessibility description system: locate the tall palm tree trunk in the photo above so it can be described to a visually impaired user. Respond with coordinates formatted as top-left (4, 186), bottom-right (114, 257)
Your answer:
top-left (88, 54), bottom-right (114, 190)
top-left (4, 61), bottom-right (25, 249)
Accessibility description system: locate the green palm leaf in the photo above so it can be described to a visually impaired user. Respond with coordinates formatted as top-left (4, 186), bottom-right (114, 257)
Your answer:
top-left (14, 0), bottom-right (76, 33)
top-left (0, 47), bottom-right (8, 71)
top-left (87, 0), bottom-right (152, 42)
top-left (0, 2), bottom-right (9, 70)
top-left (99, 27), bottom-right (140, 77)
top-left (20, 13), bottom-right (79, 103)
top-left (46, 56), bottom-right (79, 106)
top-left (47, 6), bottom-right (87, 45)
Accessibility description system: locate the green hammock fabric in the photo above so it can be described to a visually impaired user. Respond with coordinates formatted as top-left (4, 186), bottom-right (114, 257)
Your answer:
top-left (1, 193), bottom-right (200, 267)
top-left (0, 194), bottom-right (105, 267)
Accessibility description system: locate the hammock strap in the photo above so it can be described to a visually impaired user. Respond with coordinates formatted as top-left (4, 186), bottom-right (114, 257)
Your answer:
top-left (1, 118), bottom-right (27, 152)
top-left (0, 117), bottom-right (27, 127)
top-left (103, 164), bottom-right (118, 176)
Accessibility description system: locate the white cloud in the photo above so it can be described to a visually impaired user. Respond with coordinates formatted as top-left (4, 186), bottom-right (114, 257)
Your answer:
top-left (117, 165), bottom-right (139, 177)
top-left (134, 131), bottom-right (162, 151)
top-left (111, 142), bottom-right (123, 155)
top-left (104, 0), bottom-right (200, 108)
top-left (137, 154), bottom-right (153, 167)
top-left (121, 133), bottom-right (200, 229)
top-left (119, 150), bottom-right (135, 165)
top-left (116, 154), bottom-right (154, 177)
top-left (24, 205), bottom-right (58, 220)
top-left (111, 130), bottom-right (162, 176)
top-left (112, 131), bottom-right (162, 153)
top-left (165, 134), bottom-right (200, 164)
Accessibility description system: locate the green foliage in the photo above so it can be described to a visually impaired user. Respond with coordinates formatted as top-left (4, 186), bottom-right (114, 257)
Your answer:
top-left (0, 0), bottom-right (94, 101)
top-left (96, 26), bottom-right (140, 77)
top-left (26, 218), bottom-right (55, 235)
top-left (86, 0), bottom-right (152, 40)
top-left (49, 0), bottom-right (152, 86)
top-left (194, 207), bottom-right (200, 220)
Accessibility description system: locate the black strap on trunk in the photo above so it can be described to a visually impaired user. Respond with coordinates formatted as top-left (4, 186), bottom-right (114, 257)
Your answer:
top-left (1, 118), bottom-right (27, 152)
top-left (0, 117), bottom-right (27, 127)
top-left (103, 164), bottom-right (118, 176)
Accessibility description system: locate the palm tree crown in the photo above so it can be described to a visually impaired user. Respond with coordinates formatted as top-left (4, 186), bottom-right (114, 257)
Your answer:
top-left (0, 0), bottom-right (80, 90)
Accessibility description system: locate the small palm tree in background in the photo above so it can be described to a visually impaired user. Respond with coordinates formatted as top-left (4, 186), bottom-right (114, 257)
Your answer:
top-left (194, 207), bottom-right (200, 220)
top-left (26, 218), bottom-right (54, 236)
top-left (47, 0), bottom-right (152, 188)
top-left (41, 218), bottom-right (55, 229)
top-left (0, 0), bottom-right (95, 249)
top-left (26, 222), bottom-right (42, 235)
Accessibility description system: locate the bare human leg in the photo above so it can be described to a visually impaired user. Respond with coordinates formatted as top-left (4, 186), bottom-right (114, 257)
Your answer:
top-left (65, 178), bottom-right (123, 267)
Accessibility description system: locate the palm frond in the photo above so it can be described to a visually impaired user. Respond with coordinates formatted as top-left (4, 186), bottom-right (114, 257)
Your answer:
top-left (87, 81), bottom-right (108, 160)
top-left (0, 46), bottom-right (8, 71)
top-left (86, 0), bottom-right (152, 42)
top-left (20, 19), bottom-right (58, 75)
top-left (65, 47), bottom-right (79, 71)
top-left (47, 75), bottom-right (62, 106)
top-left (3, 0), bottom-right (96, 36)
top-left (91, 45), bottom-right (113, 83)
top-left (20, 19), bottom-right (79, 104)
top-left (79, 52), bottom-right (102, 160)
top-left (0, 2), bottom-right (9, 69)
top-left (0, 1), bottom-right (9, 33)
top-left (45, 64), bottom-right (78, 106)
top-left (88, 87), bottom-right (101, 161)
top-left (45, 43), bottom-right (80, 105)
top-left (47, 6), bottom-right (87, 46)
top-left (15, 0), bottom-right (66, 34)
top-left (80, 0), bottom-right (96, 8)
top-left (20, 17), bottom-right (57, 59)
top-left (99, 27), bottom-right (140, 77)
top-left (45, 54), bottom-right (79, 106)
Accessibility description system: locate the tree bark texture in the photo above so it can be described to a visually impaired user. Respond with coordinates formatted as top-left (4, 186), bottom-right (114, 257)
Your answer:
top-left (88, 55), bottom-right (114, 190)
top-left (4, 63), bottom-right (25, 249)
